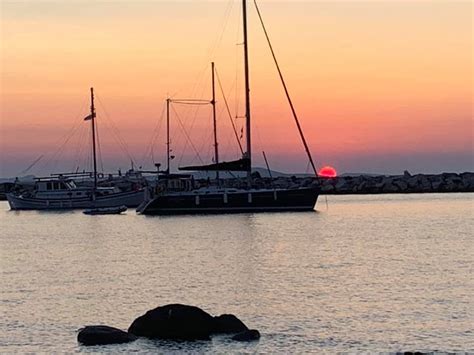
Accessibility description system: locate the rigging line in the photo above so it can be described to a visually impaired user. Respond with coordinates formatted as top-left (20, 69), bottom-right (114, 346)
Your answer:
top-left (253, 0), bottom-right (319, 178)
top-left (170, 105), bottom-right (204, 165)
top-left (172, 60), bottom-right (214, 165)
top-left (212, 0), bottom-right (234, 57)
top-left (215, 66), bottom-right (244, 155)
top-left (187, 64), bottom-right (209, 114)
top-left (37, 99), bottom-right (87, 171)
top-left (174, 83), bottom-right (209, 165)
top-left (79, 122), bottom-right (92, 172)
top-left (171, 105), bottom-right (204, 166)
top-left (170, 101), bottom-right (211, 106)
top-left (95, 93), bottom-right (137, 165)
top-left (46, 122), bottom-right (83, 174)
top-left (179, 0), bottom-right (233, 123)
top-left (74, 124), bottom-right (91, 174)
top-left (206, 138), bottom-right (213, 164)
top-left (72, 124), bottom-right (84, 172)
top-left (194, 0), bottom-right (233, 86)
top-left (76, 126), bottom-right (89, 172)
top-left (20, 155), bottom-right (44, 175)
top-left (39, 98), bottom-right (91, 174)
top-left (220, 129), bottom-right (239, 163)
top-left (32, 101), bottom-right (84, 175)
top-left (193, 129), bottom-right (214, 165)
top-left (86, 129), bottom-right (92, 174)
top-left (39, 113), bottom-right (84, 172)
top-left (80, 127), bottom-right (93, 173)
top-left (97, 110), bottom-right (133, 165)
top-left (141, 102), bottom-right (165, 167)
top-left (71, 123), bottom-right (88, 172)
top-left (179, 116), bottom-right (214, 166)
top-left (71, 126), bottom-right (88, 172)
top-left (170, 99), bottom-right (211, 103)
top-left (202, 0), bottom-right (234, 68)
top-left (71, 124), bottom-right (82, 171)
top-left (98, 105), bottom-right (135, 165)
top-left (150, 106), bottom-right (165, 166)
top-left (94, 96), bottom-right (129, 154)
top-left (140, 102), bottom-right (164, 167)
top-left (254, 118), bottom-right (266, 164)
top-left (95, 117), bottom-right (104, 172)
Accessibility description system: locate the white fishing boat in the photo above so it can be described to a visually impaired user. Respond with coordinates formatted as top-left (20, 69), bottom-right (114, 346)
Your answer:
top-left (6, 89), bottom-right (145, 210)
top-left (7, 176), bottom-right (143, 210)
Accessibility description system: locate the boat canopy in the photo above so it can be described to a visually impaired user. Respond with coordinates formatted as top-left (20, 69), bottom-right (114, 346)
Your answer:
top-left (179, 157), bottom-right (250, 172)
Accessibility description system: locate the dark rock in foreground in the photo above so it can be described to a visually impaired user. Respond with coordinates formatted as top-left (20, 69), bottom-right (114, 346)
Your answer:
top-left (232, 329), bottom-right (261, 341)
top-left (213, 314), bottom-right (249, 334)
top-left (80, 304), bottom-right (259, 345)
top-left (128, 304), bottom-right (215, 340)
top-left (77, 325), bottom-right (137, 346)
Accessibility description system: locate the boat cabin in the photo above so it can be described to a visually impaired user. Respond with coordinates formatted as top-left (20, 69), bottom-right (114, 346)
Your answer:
top-left (36, 179), bottom-right (77, 192)
top-left (156, 174), bottom-right (194, 193)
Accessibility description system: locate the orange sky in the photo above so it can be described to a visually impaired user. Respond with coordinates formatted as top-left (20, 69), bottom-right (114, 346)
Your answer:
top-left (1, 1), bottom-right (472, 176)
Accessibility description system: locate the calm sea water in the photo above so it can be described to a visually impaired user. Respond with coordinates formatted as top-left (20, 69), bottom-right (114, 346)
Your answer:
top-left (0, 194), bottom-right (473, 353)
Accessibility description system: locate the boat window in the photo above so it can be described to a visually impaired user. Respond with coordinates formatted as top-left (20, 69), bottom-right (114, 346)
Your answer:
top-left (60, 182), bottom-right (67, 190)
top-left (66, 181), bottom-right (77, 189)
top-left (47, 182), bottom-right (52, 190)
top-left (76, 192), bottom-right (82, 196)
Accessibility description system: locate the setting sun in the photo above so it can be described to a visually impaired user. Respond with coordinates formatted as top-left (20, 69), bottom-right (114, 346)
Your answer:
top-left (318, 166), bottom-right (337, 178)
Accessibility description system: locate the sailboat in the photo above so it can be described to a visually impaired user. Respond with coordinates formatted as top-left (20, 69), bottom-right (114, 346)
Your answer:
top-left (136, 0), bottom-right (319, 215)
top-left (6, 88), bottom-right (145, 210)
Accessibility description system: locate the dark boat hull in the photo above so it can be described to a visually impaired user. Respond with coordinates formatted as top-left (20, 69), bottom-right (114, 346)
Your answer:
top-left (137, 187), bottom-right (319, 215)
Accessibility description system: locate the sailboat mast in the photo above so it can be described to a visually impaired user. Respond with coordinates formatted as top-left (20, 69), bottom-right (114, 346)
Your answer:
top-left (166, 98), bottom-right (170, 174)
top-left (211, 62), bottom-right (219, 181)
top-left (242, 0), bottom-right (252, 177)
top-left (90, 87), bottom-right (98, 189)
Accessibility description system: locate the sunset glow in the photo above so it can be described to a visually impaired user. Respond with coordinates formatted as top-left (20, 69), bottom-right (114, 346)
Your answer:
top-left (1, 1), bottom-right (472, 177)
top-left (318, 166), bottom-right (337, 178)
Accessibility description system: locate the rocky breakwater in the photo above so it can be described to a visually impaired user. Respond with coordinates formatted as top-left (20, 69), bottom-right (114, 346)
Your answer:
top-left (216, 171), bottom-right (474, 195)
top-left (316, 172), bottom-right (474, 194)
top-left (78, 304), bottom-right (260, 346)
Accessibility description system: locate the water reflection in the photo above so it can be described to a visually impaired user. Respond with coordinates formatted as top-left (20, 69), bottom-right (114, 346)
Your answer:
top-left (0, 194), bottom-right (473, 352)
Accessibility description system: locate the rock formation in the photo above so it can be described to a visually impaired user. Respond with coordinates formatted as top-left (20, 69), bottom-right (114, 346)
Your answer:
top-left (79, 304), bottom-right (258, 347)
top-left (232, 329), bottom-right (261, 341)
top-left (213, 314), bottom-right (249, 333)
top-left (77, 325), bottom-right (137, 346)
top-left (128, 304), bottom-right (215, 340)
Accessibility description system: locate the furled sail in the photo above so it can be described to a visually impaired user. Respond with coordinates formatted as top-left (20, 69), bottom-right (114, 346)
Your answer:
top-left (179, 157), bottom-right (250, 172)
